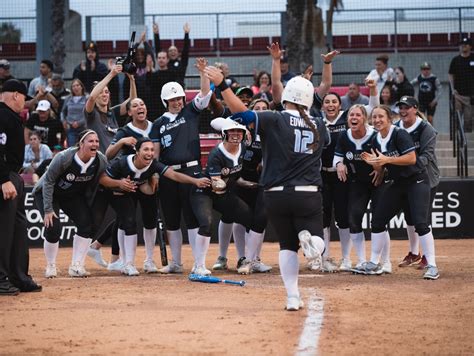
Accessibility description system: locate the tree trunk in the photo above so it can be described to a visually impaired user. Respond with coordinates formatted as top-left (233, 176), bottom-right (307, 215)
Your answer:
top-left (51, 0), bottom-right (66, 74)
top-left (286, 0), bottom-right (325, 73)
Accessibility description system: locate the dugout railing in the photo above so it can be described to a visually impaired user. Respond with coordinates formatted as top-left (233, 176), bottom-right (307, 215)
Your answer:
top-left (449, 85), bottom-right (469, 177)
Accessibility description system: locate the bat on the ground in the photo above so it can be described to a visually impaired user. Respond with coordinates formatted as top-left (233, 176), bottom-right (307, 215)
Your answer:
top-left (156, 217), bottom-right (168, 266)
top-left (189, 274), bottom-right (245, 287)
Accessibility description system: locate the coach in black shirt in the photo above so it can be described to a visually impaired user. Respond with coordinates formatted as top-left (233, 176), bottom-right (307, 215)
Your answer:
top-left (0, 79), bottom-right (41, 295)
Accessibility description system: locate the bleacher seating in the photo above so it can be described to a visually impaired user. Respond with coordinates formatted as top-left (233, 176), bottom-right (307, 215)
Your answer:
top-left (350, 35), bottom-right (369, 49)
top-left (96, 41), bottom-right (114, 56)
top-left (333, 35), bottom-right (350, 49)
top-left (410, 34), bottom-right (429, 48)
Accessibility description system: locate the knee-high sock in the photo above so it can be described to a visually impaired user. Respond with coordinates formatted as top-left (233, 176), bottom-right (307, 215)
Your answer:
top-left (218, 221), bottom-right (233, 257)
top-left (323, 227), bottom-right (331, 257)
top-left (44, 240), bottom-right (59, 265)
top-left (256, 230), bottom-right (265, 258)
top-left (232, 223), bottom-right (246, 258)
top-left (143, 228), bottom-right (156, 262)
top-left (338, 227), bottom-right (352, 260)
top-left (406, 225), bottom-right (420, 255)
top-left (419, 231), bottom-right (436, 266)
top-left (187, 228), bottom-right (198, 260)
top-left (117, 228), bottom-right (125, 262)
top-left (72, 234), bottom-right (91, 266)
top-left (370, 231), bottom-right (387, 264)
top-left (350, 232), bottom-right (366, 263)
top-left (380, 230), bottom-right (391, 264)
top-left (195, 234), bottom-right (211, 266)
top-left (245, 230), bottom-right (264, 261)
top-left (279, 250), bottom-right (299, 298)
top-left (167, 229), bottom-right (183, 264)
top-left (124, 234), bottom-right (138, 265)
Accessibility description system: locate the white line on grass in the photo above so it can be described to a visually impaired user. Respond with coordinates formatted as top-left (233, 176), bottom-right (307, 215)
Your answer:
top-left (295, 289), bottom-right (324, 356)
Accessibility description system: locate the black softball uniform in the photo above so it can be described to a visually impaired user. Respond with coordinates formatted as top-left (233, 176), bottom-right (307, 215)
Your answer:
top-left (110, 120), bottom-right (153, 157)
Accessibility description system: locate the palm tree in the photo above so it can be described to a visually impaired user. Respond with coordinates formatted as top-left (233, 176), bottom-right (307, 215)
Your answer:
top-left (51, 0), bottom-right (66, 74)
top-left (0, 22), bottom-right (21, 43)
top-left (285, 0), bottom-right (343, 72)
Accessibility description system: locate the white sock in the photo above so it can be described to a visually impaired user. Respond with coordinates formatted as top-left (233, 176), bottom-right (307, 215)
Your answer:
top-left (233, 223), bottom-right (246, 258)
top-left (338, 227), bottom-right (352, 260)
top-left (380, 230), bottom-right (391, 264)
top-left (44, 240), bottom-right (59, 265)
top-left (370, 231), bottom-right (387, 264)
top-left (72, 234), bottom-right (90, 265)
top-left (80, 238), bottom-right (93, 266)
top-left (195, 234), bottom-right (211, 266)
top-left (350, 232), bottom-right (366, 263)
top-left (323, 227), bottom-right (331, 257)
top-left (419, 231), bottom-right (436, 267)
top-left (256, 230), bottom-right (265, 258)
top-left (117, 228), bottom-right (125, 262)
top-left (124, 234), bottom-right (138, 265)
top-left (167, 229), bottom-right (183, 264)
top-left (218, 221), bottom-right (233, 257)
top-left (187, 228), bottom-right (198, 260)
top-left (406, 225), bottom-right (420, 255)
top-left (143, 228), bottom-right (156, 262)
top-left (279, 250), bottom-right (299, 298)
top-left (245, 230), bottom-right (264, 261)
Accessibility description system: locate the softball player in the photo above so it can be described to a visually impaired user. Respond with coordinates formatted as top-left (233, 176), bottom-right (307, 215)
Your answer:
top-left (100, 138), bottom-right (210, 276)
top-left (208, 68), bottom-right (329, 311)
top-left (149, 58), bottom-right (212, 274)
top-left (394, 96), bottom-right (440, 274)
top-left (361, 105), bottom-right (439, 279)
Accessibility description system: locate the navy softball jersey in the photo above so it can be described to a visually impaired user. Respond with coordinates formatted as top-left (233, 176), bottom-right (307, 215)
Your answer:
top-left (321, 111), bottom-right (348, 168)
top-left (54, 154), bottom-right (100, 197)
top-left (106, 154), bottom-right (168, 187)
top-left (110, 121), bottom-right (153, 157)
top-left (205, 142), bottom-right (245, 191)
top-left (241, 129), bottom-right (262, 183)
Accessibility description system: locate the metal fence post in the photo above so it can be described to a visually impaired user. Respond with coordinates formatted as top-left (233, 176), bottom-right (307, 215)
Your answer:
top-left (85, 15), bottom-right (91, 44)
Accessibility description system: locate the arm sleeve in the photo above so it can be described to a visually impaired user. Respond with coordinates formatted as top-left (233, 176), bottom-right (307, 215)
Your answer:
top-left (42, 152), bottom-right (66, 213)
top-left (396, 130), bottom-right (416, 155)
top-left (230, 110), bottom-right (257, 125)
top-left (180, 33), bottom-right (190, 70)
top-left (192, 90), bottom-right (212, 111)
top-left (0, 120), bottom-right (12, 183)
top-left (418, 124), bottom-right (437, 168)
top-left (154, 33), bottom-right (161, 56)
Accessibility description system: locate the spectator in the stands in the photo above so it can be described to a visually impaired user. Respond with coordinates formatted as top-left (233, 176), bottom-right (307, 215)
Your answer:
top-left (153, 22), bottom-right (190, 86)
top-left (0, 59), bottom-right (15, 90)
top-left (251, 70), bottom-right (272, 102)
top-left (214, 62), bottom-right (239, 99)
top-left (411, 62), bottom-right (442, 125)
top-left (341, 82), bottom-right (369, 111)
top-left (25, 100), bottom-right (65, 150)
top-left (28, 59), bottom-right (54, 97)
top-left (49, 73), bottom-right (71, 116)
top-left (449, 36), bottom-right (474, 132)
top-left (280, 56), bottom-right (296, 86)
top-left (22, 131), bottom-right (52, 174)
top-left (61, 79), bottom-right (88, 146)
top-left (387, 66), bottom-right (414, 102)
top-left (73, 41), bottom-right (109, 93)
top-left (27, 80), bottom-right (59, 113)
top-left (366, 54), bottom-right (394, 95)
top-left (379, 84), bottom-right (399, 119)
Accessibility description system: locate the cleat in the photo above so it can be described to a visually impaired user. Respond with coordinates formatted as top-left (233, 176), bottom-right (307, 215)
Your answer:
top-left (107, 259), bottom-right (124, 271)
top-left (298, 230), bottom-right (324, 262)
top-left (321, 257), bottom-right (339, 273)
top-left (308, 258), bottom-right (321, 271)
top-left (158, 261), bottom-right (183, 274)
top-left (286, 296), bottom-right (304, 311)
top-left (68, 263), bottom-right (90, 278)
top-left (45, 263), bottom-right (58, 278)
top-left (87, 248), bottom-right (108, 268)
top-left (398, 252), bottom-right (421, 267)
top-left (423, 265), bottom-right (439, 280)
top-left (252, 258), bottom-right (272, 273)
top-left (236, 257), bottom-right (246, 269)
top-left (382, 261), bottom-right (392, 274)
top-left (351, 261), bottom-right (366, 274)
top-left (143, 260), bottom-right (159, 274)
top-left (237, 259), bottom-right (254, 275)
top-left (212, 256), bottom-right (228, 271)
top-left (361, 261), bottom-right (384, 275)
top-left (339, 258), bottom-right (352, 272)
top-left (191, 264), bottom-right (197, 274)
top-left (194, 265), bottom-right (211, 276)
top-left (416, 255), bottom-right (428, 270)
top-left (121, 263), bottom-right (140, 276)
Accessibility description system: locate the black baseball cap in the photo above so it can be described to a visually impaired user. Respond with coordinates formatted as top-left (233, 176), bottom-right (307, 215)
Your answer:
top-left (235, 86), bottom-right (254, 98)
top-left (459, 37), bottom-right (472, 46)
top-left (1, 79), bottom-right (32, 100)
top-left (420, 62), bottom-right (431, 69)
top-left (396, 96), bottom-right (418, 108)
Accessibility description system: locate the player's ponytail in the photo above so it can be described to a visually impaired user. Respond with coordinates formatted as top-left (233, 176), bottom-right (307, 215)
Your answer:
top-left (295, 104), bottom-right (320, 152)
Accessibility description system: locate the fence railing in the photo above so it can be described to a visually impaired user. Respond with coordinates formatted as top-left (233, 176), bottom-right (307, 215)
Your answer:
top-left (449, 86), bottom-right (469, 177)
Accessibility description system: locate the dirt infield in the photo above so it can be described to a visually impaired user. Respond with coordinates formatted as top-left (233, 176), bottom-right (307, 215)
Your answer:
top-left (1, 239), bottom-right (473, 355)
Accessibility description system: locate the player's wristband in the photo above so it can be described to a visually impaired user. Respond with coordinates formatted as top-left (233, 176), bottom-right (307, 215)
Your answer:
top-left (217, 79), bottom-right (229, 92)
top-left (324, 61), bottom-right (332, 64)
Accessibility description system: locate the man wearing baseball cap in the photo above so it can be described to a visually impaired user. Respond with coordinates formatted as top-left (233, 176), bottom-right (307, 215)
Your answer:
top-left (449, 36), bottom-right (474, 132)
top-left (410, 62), bottom-right (442, 125)
top-left (72, 41), bottom-right (108, 93)
top-left (0, 59), bottom-right (15, 91)
top-left (0, 79), bottom-right (41, 295)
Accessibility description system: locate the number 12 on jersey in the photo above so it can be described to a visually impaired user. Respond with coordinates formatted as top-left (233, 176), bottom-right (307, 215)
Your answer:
top-left (294, 129), bottom-right (314, 154)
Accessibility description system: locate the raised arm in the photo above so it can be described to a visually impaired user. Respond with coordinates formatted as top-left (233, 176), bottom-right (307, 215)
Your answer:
top-left (268, 42), bottom-right (284, 105)
top-left (204, 66), bottom-right (247, 113)
top-left (118, 73), bottom-right (137, 116)
top-left (153, 22), bottom-right (161, 57)
top-left (364, 78), bottom-right (379, 114)
top-left (317, 50), bottom-right (340, 98)
top-left (85, 63), bottom-right (122, 113)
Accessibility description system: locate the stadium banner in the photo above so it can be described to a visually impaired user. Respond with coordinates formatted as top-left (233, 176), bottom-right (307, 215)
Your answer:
top-left (25, 178), bottom-right (474, 247)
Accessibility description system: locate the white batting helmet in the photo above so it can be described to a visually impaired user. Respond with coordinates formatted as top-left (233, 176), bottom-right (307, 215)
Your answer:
top-left (281, 76), bottom-right (314, 109)
top-left (160, 81), bottom-right (186, 108)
